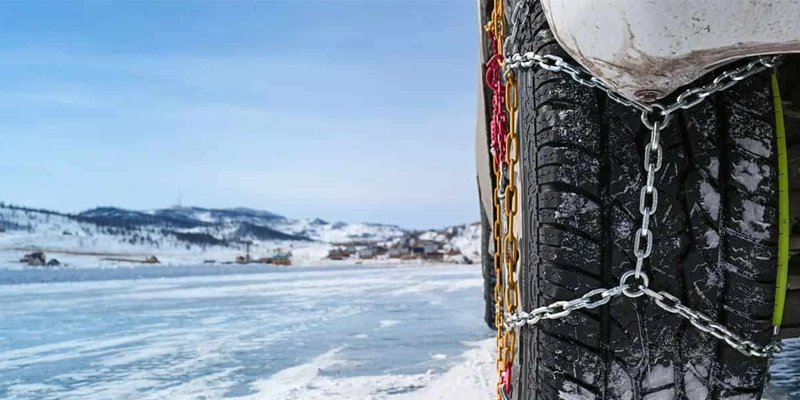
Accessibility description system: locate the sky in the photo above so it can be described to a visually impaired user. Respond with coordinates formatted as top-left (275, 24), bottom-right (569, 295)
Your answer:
top-left (0, 1), bottom-right (479, 229)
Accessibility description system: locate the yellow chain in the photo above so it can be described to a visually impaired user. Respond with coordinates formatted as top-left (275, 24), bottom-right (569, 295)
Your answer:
top-left (487, 2), bottom-right (504, 397)
top-left (486, 0), bottom-right (520, 398)
top-left (501, 69), bottom-right (520, 393)
top-left (492, 151), bottom-right (506, 399)
top-left (486, 1), bottom-right (506, 397)
top-left (485, 0), bottom-right (504, 59)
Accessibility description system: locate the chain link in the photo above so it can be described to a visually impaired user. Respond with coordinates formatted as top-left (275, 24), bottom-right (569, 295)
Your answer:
top-left (498, 30), bottom-right (782, 359)
top-left (504, 52), bottom-right (655, 113)
top-left (638, 285), bottom-right (783, 358)
top-left (485, 29), bottom-right (508, 167)
top-left (490, 2), bottom-right (782, 397)
top-left (506, 272), bottom-right (782, 358)
top-left (484, 1), bottom-right (517, 398)
top-left (504, 285), bottom-right (628, 329)
top-left (504, 51), bottom-right (781, 119)
top-left (498, 45), bottom-right (521, 400)
top-left (502, 0), bottom-right (531, 60)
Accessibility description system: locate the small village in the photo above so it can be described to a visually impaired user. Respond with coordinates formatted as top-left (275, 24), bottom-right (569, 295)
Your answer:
top-left (1, 217), bottom-right (480, 267)
top-left (232, 241), bottom-right (292, 266)
top-left (326, 226), bottom-right (476, 264)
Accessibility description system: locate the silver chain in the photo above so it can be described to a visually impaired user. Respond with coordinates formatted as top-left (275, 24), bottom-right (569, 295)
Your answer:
top-left (505, 271), bottom-right (784, 358)
top-left (500, 23), bottom-right (783, 357)
top-left (640, 286), bottom-right (783, 358)
top-left (503, 52), bottom-right (780, 117)
top-left (502, 0), bottom-right (532, 59)
top-left (504, 285), bottom-right (628, 329)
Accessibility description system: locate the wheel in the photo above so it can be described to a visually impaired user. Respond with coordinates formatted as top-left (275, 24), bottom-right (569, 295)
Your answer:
top-left (512, 1), bottom-right (780, 399)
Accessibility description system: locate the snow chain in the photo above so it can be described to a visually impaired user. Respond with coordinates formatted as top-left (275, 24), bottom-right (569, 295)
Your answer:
top-left (487, 0), bottom-right (784, 398)
top-left (484, 3), bottom-right (518, 399)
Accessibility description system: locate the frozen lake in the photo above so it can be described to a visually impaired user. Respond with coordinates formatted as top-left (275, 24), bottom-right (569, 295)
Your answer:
top-left (0, 264), bottom-right (797, 399)
top-left (0, 265), bottom-right (494, 399)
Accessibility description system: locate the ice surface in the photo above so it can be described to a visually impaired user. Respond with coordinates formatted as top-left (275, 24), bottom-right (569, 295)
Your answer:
top-left (0, 264), bottom-right (795, 399)
top-left (379, 319), bottom-right (401, 328)
top-left (0, 265), bottom-right (491, 399)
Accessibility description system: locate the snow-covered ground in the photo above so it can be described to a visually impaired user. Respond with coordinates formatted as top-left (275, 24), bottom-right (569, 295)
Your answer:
top-left (0, 264), bottom-right (795, 400)
top-left (0, 204), bottom-right (481, 268)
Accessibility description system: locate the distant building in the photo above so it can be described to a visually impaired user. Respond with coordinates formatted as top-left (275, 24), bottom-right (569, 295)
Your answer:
top-left (374, 246), bottom-right (388, 256)
top-left (20, 252), bottom-right (46, 266)
top-left (446, 248), bottom-right (461, 256)
top-left (358, 248), bottom-right (377, 259)
top-left (387, 248), bottom-right (410, 258)
top-left (268, 253), bottom-right (292, 266)
top-left (254, 252), bottom-right (292, 266)
top-left (426, 252), bottom-right (444, 261)
top-left (327, 248), bottom-right (350, 260)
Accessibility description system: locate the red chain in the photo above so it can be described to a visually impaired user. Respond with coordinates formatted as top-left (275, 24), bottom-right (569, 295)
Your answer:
top-left (501, 362), bottom-right (512, 395)
top-left (485, 30), bottom-right (507, 167)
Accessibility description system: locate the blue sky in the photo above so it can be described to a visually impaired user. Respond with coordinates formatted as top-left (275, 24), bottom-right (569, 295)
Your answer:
top-left (0, 1), bottom-right (479, 229)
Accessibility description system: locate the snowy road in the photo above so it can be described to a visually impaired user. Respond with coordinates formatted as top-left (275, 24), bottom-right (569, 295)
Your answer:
top-left (0, 264), bottom-right (797, 399)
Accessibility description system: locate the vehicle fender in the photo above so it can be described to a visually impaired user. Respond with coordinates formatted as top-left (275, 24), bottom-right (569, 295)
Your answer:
top-left (541, 0), bottom-right (800, 101)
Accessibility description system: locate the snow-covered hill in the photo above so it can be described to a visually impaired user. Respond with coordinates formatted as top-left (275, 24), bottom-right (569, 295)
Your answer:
top-left (0, 202), bottom-right (478, 267)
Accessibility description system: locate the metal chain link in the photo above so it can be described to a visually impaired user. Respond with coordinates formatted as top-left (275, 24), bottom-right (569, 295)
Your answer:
top-left (640, 286), bottom-right (783, 358)
top-left (502, 0), bottom-right (532, 60)
top-left (484, 1), bottom-right (517, 399)
top-left (500, 50), bottom-right (783, 357)
top-left (497, 4), bottom-right (783, 359)
top-left (504, 285), bottom-right (628, 329)
top-left (485, 29), bottom-right (509, 167)
top-left (503, 51), bottom-right (781, 119)
top-left (497, 38), bottom-right (521, 400)
top-left (506, 271), bottom-right (784, 358)
top-left (490, 3), bottom-right (782, 399)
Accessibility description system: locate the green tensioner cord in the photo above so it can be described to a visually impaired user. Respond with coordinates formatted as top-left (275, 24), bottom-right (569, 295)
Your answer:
top-left (772, 72), bottom-right (789, 329)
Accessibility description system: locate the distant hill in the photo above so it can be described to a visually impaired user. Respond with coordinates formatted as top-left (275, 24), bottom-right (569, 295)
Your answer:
top-left (0, 202), bottom-right (406, 249)
top-left (0, 202), bottom-right (479, 264)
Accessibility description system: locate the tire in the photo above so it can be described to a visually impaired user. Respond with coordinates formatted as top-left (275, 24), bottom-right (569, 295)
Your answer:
top-left (481, 191), bottom-right (498, 330)
top-left (513, 1), bottom-right (779, 399)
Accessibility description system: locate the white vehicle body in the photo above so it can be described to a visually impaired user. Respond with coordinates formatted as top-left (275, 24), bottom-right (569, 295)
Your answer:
top-left (541, 0), bottom-right (800, 101)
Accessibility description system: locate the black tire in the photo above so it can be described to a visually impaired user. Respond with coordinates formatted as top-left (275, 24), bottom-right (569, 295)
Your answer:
top-left (481, 189), bottom-right (498, 330)
top-left (514, 1), bottom-right (779, 399)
